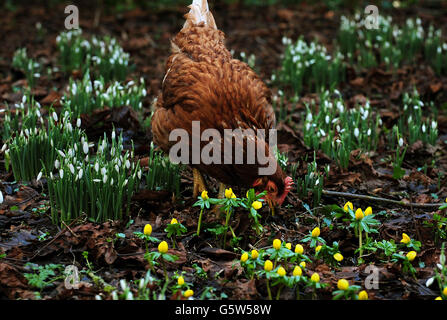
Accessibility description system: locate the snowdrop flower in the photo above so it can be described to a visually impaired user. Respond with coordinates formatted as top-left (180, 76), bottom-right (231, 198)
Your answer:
top-left (325, 115), bottom-right (330, 124)
top-left (83, 142), bottom-right (89, 155)
top-left (52, 112), bottom-right (58, 122)
top-left (123, 179), bottom-right (128, 187)
top-left (432, 121), bottom-right (437, 129)
top-left (78, 169), bottom-right (83, 180)
top-left (54, 159), bottom-right (60, 169)
top-left (101, 167), bottom-right (107, 176)
top-left (125, 160), bottom-right (131, 169)
top-left (0, 190), bottom-right (3, 204)
top-left (58, 150), bottom-right (66, 158)
top-left (354, 128), bottom-right (360, 138)
top-left (422, 124), bottom-right (426, 133)
top-left (137, 170), bottom-right (142, 180)
top-left (112, 131), bottom-right (116, 140)
top-left (399, 137), bottom-right (404, 147)
top-left (69, 164), bottom-right (75, 175)
top-left (103, 175), bottom-right (108, 184)
top-left (1, 144), bottom-right (7, 153)
top-left (59, 169), bottom-right (64, 179)
top-left (115, 164), bottom-right (119, 173)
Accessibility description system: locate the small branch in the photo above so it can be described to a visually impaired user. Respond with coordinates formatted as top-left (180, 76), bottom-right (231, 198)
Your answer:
top-left (322, 190), bottom-right (442, 209)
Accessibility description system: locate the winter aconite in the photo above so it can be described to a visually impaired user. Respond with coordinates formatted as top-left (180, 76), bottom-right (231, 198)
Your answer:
top-left (337, 279), bottom-right (349, 290)
top-left (158, 241), bottom-right (169, 254)
top-left (143, 224), bottom-right (152, 236)
top-left (251, 250), bottom-right (259, 259)
top-left (406, 251), bottom-right (417, 261)
top-left (333, 253), bottom-right (344, 262)
top-left (311, 227), bottom-right (320, 237)
top-left (178, 276), bottom-right (185, 286)
top-left (277, 266), bottom-right (286, 277)
top-left (252, 201), bottom-right (262, 210)
top-left (344, 201), bottom-right (353, 212)
top-left (355, 208), bottom-right (364, 220)
top-left (183, 289), bottom-right (194, 298)
top-left (358, 290), bottom-right (368, 300)
top-left (273, 239), bottom-right (282, 250)
top-left (401, 233), bottom-right (411, 244)
top-left (264, 260), bottom-right (273, 272)
top-left (293, 266), bottom-right (302, 277)
top-left (201, 190), bottom-right (209, 201)
top-left (241, 252), bottom-right (249, 263)
top-left (311, 273), bottom-right (320, 283)
top-left (364, 206), bottom-right (372, 216)
top-left (295, 244), bottom-right (304, 255)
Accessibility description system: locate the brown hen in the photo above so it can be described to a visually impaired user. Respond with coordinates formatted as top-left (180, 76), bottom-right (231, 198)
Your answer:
top-left (152, 0), bottom-right (293, 207)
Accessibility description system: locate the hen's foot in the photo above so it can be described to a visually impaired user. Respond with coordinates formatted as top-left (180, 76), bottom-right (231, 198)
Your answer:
top-left (192, 168), bottom-right (207, 198)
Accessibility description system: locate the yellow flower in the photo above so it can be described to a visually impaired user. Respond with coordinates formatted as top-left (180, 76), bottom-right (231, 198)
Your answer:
top-left (443, 287), bottom-right (447, 296)
top-left (337, 279), bottom-right (349, 290)
top-left (311, 227), bottom-right (320, 237)
top-left (435, 296), bottom-right (443, 300)
top-left (251, 250), bottom-right (259, 259)
top-left (225, 188), bottom-right (234, 199)
top-left (241, 252), bottom-right (249, 263)
top-left (355, 208), bottom-right (364, 220)
top-left (143, 224), bottom-right (152, 236)
top-left (273, 239), bottom-right (282, 250)
top-left (311, 273), bottom-right (320, 283)
top-left (277, 266), bottom-right (286, 277)
top-left (343, 201), bottom-right (354, 212)
top-left (400, 233), bottom-right (411, 244)
top-left (285, 243), bottom-right (292, 250)
top-left (358, 290), bottom-right (368, 300)
top-left (177, 276), bottom-right (185, 286)
top-left (201, 190), bottom-right (209, 200)
top-left (299, 261), bottom-right (306, 268)
top-left (293, 266), bottom-right (302, 277)
top-left (364, 206), bottom-right (372, 216)
top-left (333, 253), bottom-right (344, 262)
top-left (252, 201), bottom-right (262, 210)
top-left (231, 193), bottom-right (237, 199)
top-left (170, 218), bottom-right (178, 224)
top-left (295, 244), bottom-right (304, 255)
top-left (264, 260), bottom-right (273, 272)
top-left (315, 245), bottom-right (322, 253)
top-left (406, 251), bottom-right (417, 262)
top-left (158, 241), bottom-right (168, 254)
top-left (183, 289), bottom-right (194, 298)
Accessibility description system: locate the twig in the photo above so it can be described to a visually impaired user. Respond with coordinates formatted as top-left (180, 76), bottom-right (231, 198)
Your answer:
top-left (322, 190), bottom-right (442, 210)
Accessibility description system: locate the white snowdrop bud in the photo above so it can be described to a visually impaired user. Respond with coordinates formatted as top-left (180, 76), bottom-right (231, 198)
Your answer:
top-left (110, 178), bottom-right (114, 186)
top-left (137, 170), bottom-right (142, 180)
top-left (125, 160), bottom-right (131, 169)
top-left (0, 190), bottom-right (3, 204)
top-left (78, 169), bottom-right (83, 180)
top-left (432, 121), bottom-right (437, 129)
top-left (77, 118), bottom-right (82, 128)
top-left (101, 167), bottom-right (107, 176)
top-left (66, 123), bottom-right (73, 133)
top-left (367, 129), bottom-right (371, 136)
top-left (422, 124), bottom-right (426, 133)
top-left (94, 162), bottom-right (99, 173)
top-left (69, 164), bottom-right (75, 175)
top-left (354, 128), bottom-right (360, 138)
top-left (325, 115), bottom-right (330, 124)
top-left (123, 179), bottom-right (128, 187)
top-left (112, 131), bottom-right (116, 140)
top-left (103, 175), bottom-right (108, 184)
top-left (36, 171), bottom-right (42, 181)
top-left (52, 112), bottom-right (58, 122)
top-left (399, 137), bottom-right (404, 147)
top-left (58, 150), bottom-right (66, 158)
top-left (54, 159), bottom-right (60, 169)
top-left (1, 144), bottom-right (6, 153)
top-left (59, 169), bottom-right (64, 179)
top-left (83, 142), bottom-right (89, 155)
top-left (315, 178), bottom-right (320, 186)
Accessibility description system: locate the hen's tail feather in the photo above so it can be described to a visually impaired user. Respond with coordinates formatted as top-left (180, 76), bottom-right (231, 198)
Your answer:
top-left (183, 0), bottom-right (217, 30)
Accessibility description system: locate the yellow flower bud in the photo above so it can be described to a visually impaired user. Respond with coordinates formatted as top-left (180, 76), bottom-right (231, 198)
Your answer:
top-left (293, 266), bottom-right (302, 277)
top-left (241, 252), bottom-right (249, 263)
top-left (225, 188), bottom-right (234, 199)
top-left (435, 296), bottom-right (443, 300)
top-left (251, 249), bottom-right (259, 259)
top-left (158, 241), bottom-right (168, 254)
top-left (170, 218), bottom-right (178, 224)
top-left (252, 201), bottom-right (262, 210)
top-left (231, 193), bottom-right (236, 199)
top-left (311, 227), bottom-right (320, 237)
top-left (334, 253), bottom-right (344, 262)
top-left (344, 201), bottom-right (354, 212)
top-left (299, 261), bottom-right (306, 268)
top-left (201, 190), bottom-right (209, 200)
top-left (358, 290), bottom-right (368, 300)
top-left (400, 233), bottom-right (411, 244)
top-left (295, 244), bottom-right (304, 255)
top-left (177, 276), bottom-right (185, 286)
top-left (311, 273), bottom-right (320, 283)
top-left (285, 243), bottom-right (292, 250)
top-left (264, 260), bottom-right (273, 272)
top-left (337, 279), bottom-right (349, 290)
top-left (406, 251), bottom-right (417, 262)
top-left (143, 224), bottom-right (152, 236)
top-left (355, 208), bottom-right (364, 220)
top-left (315, 245), bottom-right (322, 253)
top-left (273, 239), bottom-right (282, 250)
top-left (364, 206), bottom-right (372, 216)
top-left (443, 287), bottom-right (447, 296)
top-left (277, 266), bottom-right (286, 277)
top-left (183, 289), bottom-right (194, 298)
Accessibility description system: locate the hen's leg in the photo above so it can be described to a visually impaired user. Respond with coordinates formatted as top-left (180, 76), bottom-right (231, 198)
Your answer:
top-left (218, 183), bottom-right (226, 199)
top-left (192, 168), bottom-right (207, 198)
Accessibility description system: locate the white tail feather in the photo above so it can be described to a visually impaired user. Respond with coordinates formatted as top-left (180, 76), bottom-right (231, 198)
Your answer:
top-left (183, 0), bottom-right (217, 29)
